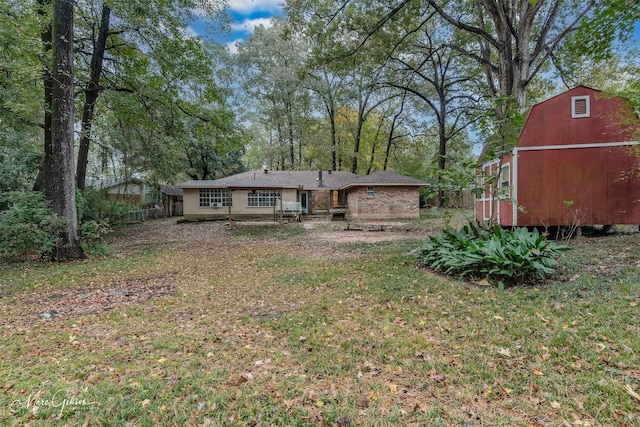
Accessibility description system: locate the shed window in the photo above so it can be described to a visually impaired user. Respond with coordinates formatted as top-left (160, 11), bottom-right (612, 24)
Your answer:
top-left (366, 186), bottom-right (375, 198)
top-left (199, 188), bottom-right (230, 207)
top-left (571, 96), bottom-right (590, 118)
top-left (248, 190), bottom-right (278, 207)
top-left (500, 164), bottom-right (510, 188)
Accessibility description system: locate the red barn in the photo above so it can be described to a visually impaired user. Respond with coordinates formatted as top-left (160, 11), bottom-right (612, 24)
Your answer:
top-left (476, 86), bottom-right (640, 228)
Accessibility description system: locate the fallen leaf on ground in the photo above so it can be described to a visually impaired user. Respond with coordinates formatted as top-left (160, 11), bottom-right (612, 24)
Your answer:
top-left (623, 384), bottom-right (640, 403)
top-left (497, 347), bottom-right (512, 357)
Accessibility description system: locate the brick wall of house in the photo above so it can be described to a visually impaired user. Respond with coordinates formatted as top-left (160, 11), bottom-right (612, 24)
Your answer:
top-left (347, 186), bottom-right (420, 219)
top-left (310, 189), bottom-right (332, 213)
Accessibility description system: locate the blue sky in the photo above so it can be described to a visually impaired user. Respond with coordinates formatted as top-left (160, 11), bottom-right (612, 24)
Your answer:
top-left (190, 0), bottom-right (283, 53)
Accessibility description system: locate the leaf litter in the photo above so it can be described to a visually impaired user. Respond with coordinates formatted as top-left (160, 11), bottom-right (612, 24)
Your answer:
top-left (1, 217), bottom-right (639, 426)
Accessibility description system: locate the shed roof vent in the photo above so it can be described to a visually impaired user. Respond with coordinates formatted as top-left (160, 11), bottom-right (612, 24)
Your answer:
top-left (572, 95), bottom-right (590, 118)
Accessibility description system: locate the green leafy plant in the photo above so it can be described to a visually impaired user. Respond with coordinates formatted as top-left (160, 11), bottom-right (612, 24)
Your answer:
top-left (417, 222), bottom-right (571, 284)
top-left (79, 219), bottom-right (113, 256)
top-left (75, 188), bottom-right (116, 255)
top-left (0, 191), bottom-right (68, 260)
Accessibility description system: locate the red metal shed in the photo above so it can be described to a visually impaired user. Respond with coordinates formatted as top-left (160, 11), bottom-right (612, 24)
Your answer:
top-left (476, 86), bottom-right (640, 227)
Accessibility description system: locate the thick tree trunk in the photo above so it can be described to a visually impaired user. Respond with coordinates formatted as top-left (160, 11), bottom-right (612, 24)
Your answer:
top-left (46, 0), bottom-right (85, 260)
top-left (76, 3), bottom-right (111, 191)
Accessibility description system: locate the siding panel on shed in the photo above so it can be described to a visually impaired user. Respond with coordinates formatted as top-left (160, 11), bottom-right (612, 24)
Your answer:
top-left (478, 87), bottom-right (640, 227)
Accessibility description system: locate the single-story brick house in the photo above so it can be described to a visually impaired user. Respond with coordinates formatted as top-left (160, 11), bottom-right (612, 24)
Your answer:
top-left (177, 170), bottom-right (427, 220)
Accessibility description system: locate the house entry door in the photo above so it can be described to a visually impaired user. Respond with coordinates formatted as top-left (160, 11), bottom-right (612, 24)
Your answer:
top-left (300, 191), bottom-right (309, 214)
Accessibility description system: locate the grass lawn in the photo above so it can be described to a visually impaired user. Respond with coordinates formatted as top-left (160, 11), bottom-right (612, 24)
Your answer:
top-left (1, 211), bottom-right (639, 426)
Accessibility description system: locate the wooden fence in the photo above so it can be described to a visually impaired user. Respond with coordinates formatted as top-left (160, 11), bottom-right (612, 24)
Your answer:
top-left (111, 206), bottom-right (165, 225)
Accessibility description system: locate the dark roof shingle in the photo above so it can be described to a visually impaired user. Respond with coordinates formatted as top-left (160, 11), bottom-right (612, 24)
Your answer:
top-left (177, 170), bottom-right (426, 189)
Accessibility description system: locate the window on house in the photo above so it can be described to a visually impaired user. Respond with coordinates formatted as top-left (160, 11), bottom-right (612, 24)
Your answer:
top-left (199, 188), bottom-right (230, 207)
top-left (571, 95), bottom-right (590, 118)
top-left (366, 186), bottom-right (375, 198)
top-left (248, 190), bottom-right (278, 207)
top-left (500, 164), bottom-right (510, 187)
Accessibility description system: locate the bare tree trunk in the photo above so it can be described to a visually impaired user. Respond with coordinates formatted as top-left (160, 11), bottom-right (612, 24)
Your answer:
top-left (330, 110), bottom-right (337, 171)
top-left (350, 118), bottom-right (363, 174)
top-left (383, 92), bottom-right (406, 171)
top-left (46, 0), bottom-right (85, 260)
top-left (366, 117), bottom-right (384, 175)
top-left (286, 100), bottom-right (295, 168)
top-left (76, 2), bottom-right (111, 191)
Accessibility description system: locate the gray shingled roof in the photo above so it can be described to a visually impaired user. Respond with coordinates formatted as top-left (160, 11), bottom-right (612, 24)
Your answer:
top-left (161, 185), bottom-right (184, 196)
top-left (177, 170), bottom-right (427, 190)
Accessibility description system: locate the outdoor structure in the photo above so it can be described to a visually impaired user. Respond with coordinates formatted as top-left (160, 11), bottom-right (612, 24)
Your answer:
top-left (177, 170), bottom-right (427, 221)
top-left (86, 177), bottom-right (145, 205)
top-left (161, 185), bottom-right (184, 217)
top-left (476, 86), bottom-right (640, 228)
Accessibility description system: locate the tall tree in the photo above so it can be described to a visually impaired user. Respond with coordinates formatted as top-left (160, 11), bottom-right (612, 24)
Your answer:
top-left (46, 0), bottom-right (84, 259)
top-left (72, 0), bottom-right (227, 189)
top-left (76, 1), bottom-right (111, 191)
top-left (236, 20), bottom-right (311, 170)
top-left (425, 0), bottom-right (595, 112)
top-left (342, 61), bottom-right (392, 174)
top-left (388, 22), bottom-right (482, 205)
top-left (288, 0), bottom-right (639, 164)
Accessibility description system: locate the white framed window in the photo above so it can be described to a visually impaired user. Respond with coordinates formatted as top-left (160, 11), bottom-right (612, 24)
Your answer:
top-left (199, 188), bottom-right (230, 207)
top-left (571, 95), bottom-right (590, 118)
top-left (498, 164), bottom-right (511, 199)
top-left (248, 190), bottom-right (278, 207)
top-left (500, 164), bottom-right (510, 188)
top-left (366, 186), bottom-right (375, 198)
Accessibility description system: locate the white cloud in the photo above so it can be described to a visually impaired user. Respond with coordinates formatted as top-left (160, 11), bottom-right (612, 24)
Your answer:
top-left (183, 25), bottom-right (201, 39)
top-left (226, 39), bottom-right (243, 54)
top-left (231, 17), bottom-right (273, 35)
top-left (226, 0), bottom-right (283, 14)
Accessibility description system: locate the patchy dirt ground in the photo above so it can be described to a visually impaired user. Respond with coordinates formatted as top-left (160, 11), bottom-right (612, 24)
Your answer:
top-left (116, 217), bottom-right (425, 246)
top-left (1, 218), bottom-right (425, 328)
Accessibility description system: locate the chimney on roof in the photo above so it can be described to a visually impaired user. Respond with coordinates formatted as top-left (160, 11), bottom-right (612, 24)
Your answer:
top-left (317, 170), bottom-right (323, 187)
top-left (263, 169), bottom-right (268, 174)
top-left (328, 169), bottom-right (332, 174)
